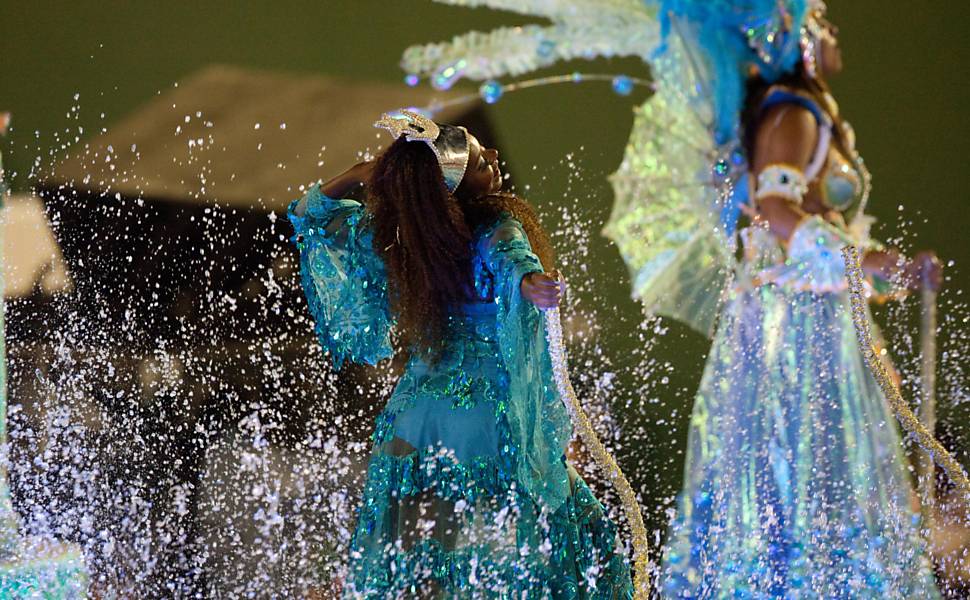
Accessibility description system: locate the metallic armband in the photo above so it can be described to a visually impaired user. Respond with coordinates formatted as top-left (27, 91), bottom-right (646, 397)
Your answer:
top-left (755, 164), bottom-right (808, 205)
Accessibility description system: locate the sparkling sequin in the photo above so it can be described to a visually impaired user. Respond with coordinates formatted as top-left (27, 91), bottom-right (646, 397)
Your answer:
top-left (287, 186), bottom-right (393, 368)
top-left (659, 239), bottom-right (943, 597)
top-left (545, 307), bottom-right (651, 598)
top-left (289, 197), bottom-right (632, 597)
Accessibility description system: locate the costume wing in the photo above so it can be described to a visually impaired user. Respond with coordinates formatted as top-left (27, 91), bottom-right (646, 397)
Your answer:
top-left (404, 1), bottom-right (739, 337)
top-left (402, 0), bottom-right (658, 87)
top-left (604, 19), bottom-right (741, 337)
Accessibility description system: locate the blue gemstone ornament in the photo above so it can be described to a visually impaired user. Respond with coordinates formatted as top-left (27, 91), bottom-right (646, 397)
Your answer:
top-left (479, 80), bottom-right (504, 104)
top-left (714, 159), bottom-right (730, 177)
top-left (611, 75), bottom-right (634, 96)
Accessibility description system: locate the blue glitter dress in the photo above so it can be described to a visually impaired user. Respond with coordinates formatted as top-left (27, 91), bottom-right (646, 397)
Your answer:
top-left (660, 91), bottom-right (940, 598)
top-left (289, 185), bottom-right (632, 599)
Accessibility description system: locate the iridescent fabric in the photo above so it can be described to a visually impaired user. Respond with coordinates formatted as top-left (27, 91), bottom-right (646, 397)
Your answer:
top-left (659, 168), bottom-right (940, 596)
top-left (289, 185), bottom-right (393, 369)
top-left (0, 534), bottom-right (88, 598)
top-left (288, 186), bottom-right (632, 598)
top-left (604, 12), bottom-right (752, 337)
top-left (607, 1), bottom-right (826, 337)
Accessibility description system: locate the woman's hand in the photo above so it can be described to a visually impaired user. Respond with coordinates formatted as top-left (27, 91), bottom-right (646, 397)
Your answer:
top-left (863, 249), bottom-right (943, 292)
top-left (521, 270), bottom-right (563, 309)
top-left (902, 250), bottom-right (943, 292)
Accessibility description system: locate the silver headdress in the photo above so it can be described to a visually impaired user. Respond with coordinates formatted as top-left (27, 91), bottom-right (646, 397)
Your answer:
top-left (374, 110), bottom-right (471, 193)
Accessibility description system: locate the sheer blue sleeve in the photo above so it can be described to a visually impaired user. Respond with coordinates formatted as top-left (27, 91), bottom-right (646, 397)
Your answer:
top-left (482, 218), bottom-right (544, 290)
top-left (288, 184), bottom-right (394, 368)
top-left (483, 218), bottom-right (573, 512)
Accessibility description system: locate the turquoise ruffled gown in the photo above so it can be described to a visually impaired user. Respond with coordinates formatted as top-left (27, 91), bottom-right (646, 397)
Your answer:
top-left (659, 89), bottom-right (940, 598)
top-left (289, 185), bottom-right (632, 599)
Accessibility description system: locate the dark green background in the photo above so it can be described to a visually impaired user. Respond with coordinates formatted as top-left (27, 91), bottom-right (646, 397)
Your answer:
top-left (2, 0), bottom-right (968, 535)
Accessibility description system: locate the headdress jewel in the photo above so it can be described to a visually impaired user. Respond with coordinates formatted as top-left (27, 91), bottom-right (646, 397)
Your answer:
top-left (742, 0), bottom-right (829, 80)
top-left (798, 0), bottom-right (828, 78)
top-left (374, 110), bottom-right (471, 193)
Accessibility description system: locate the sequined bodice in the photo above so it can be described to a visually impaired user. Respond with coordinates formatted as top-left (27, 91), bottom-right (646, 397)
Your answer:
top-left (398, 235), bottom-right (508, 411)
top-left (760, 86), bottom-right (869, 216)
top-left (819, 114), bottom-right (867, 213)
top-left (741, 88), bottom-right (871, 287)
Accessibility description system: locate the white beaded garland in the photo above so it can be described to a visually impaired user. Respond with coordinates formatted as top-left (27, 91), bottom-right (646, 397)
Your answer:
top-left (842, 245), bottom-right (970, 500)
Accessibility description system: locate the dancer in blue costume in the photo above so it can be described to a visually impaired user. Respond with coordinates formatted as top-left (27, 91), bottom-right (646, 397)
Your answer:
top-left (645, 2), bottom-right (944, 597)
top-left (394, 0), bottom-right (946, 595)
top-left (289, 111), bottom-right (632, 598)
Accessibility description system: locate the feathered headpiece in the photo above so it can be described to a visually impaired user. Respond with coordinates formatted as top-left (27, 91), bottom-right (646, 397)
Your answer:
top-left (655, 0), bottom-right (826, 144)
top-left (374, 110), bottom-right (471, 192)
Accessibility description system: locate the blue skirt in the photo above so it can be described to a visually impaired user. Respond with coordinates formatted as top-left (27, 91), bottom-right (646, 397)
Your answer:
top-left (661, 285), bottom-right (939, 599)
top-left (344, 307), bottom-right (632, 598)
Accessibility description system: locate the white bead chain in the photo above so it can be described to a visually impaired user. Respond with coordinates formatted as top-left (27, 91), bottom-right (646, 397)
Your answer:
top-left (842, 246), bottom-right (970, 500)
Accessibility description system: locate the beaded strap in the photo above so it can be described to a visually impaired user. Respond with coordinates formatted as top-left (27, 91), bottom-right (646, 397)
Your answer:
top-left (755, 163), bottom-right (809, 205)
top-left (543, 307), bottom-right (651, 599)
top-left (842, 245), bottom-right (970, 500)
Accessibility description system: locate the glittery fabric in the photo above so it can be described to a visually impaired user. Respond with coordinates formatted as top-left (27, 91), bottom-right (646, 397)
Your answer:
top-left (758, 216), bottom-right (853, 293)
top-left (0, 538), bottom-right (88, 598)
top-left (288, 185), bottom-right (394, 369)
top-left (288, 192), bottom-right (633, 598)
top-left (604, 66), bottom-right (736, 338)
top-left (660, 219), bottom-right (941, 598)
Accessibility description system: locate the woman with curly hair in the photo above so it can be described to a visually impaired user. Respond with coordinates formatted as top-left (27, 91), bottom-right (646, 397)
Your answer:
top-left (289, 111), bottom-right (632, 598)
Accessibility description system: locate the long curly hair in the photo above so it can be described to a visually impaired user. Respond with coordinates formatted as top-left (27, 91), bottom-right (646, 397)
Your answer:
top-left (367, 136), bottom-right (554, 358)
top-left (459, 192), bottom-right (556, 272)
